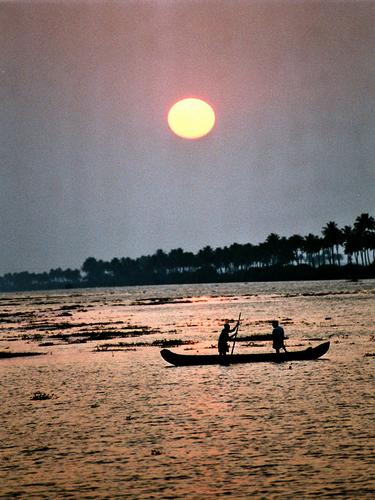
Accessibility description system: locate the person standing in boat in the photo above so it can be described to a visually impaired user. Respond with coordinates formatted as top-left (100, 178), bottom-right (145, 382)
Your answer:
top-left (218, 319), bottom-right (239, 356)
top-left (271, 320), bottom-right (287, 354)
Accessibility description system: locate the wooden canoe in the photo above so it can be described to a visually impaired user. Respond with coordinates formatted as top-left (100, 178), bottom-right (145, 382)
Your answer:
top-left (160, 341), bottom-right (330, 366)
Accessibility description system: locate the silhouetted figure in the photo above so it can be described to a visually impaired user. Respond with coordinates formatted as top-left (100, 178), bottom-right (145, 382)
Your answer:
top-left (271, 320), bottom-right (287, 354)
top-left (218, 320), bottom-right (239, 356)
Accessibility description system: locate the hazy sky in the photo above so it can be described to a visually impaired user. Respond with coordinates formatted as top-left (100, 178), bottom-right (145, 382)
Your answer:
top-left (1, 0), bottom-right (374, 274)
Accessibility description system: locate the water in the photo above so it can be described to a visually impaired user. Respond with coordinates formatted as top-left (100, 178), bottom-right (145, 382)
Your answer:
top-left (1, 280), bottom-right (374, 498)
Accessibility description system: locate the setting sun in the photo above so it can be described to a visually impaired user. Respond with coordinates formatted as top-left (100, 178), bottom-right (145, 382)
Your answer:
top-left (167, 98), bottom-right (215, 139)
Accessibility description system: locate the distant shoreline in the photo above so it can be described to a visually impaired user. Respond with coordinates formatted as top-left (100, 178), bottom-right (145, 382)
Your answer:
top-left (2, 212), bottom-right (374, 292)
top-left (0, 264), bottom-right (373, 293)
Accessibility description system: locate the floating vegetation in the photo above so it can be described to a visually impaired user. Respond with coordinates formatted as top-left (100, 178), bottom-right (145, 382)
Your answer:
top-left (23, 333), bottom-right (44, 341)
top-left (20, 322), bottom-right (161, 345)
top-left (277, 318), bottom-right (294, 324)
top-left (95, 338), bottom-right (197, 351)
top-left (0, 351), bottom-right (45, 359)
top-left (153, 338), bottom-right (196, 348)
top-left (151, 448), bottom-right (162, 456)
top-left (22, 321), bottom-right (94, 331)
top-left (131, 296), bottom-right (192, 306)
top-left (60, 304), bottom-right (82, 311)
top-left (364, 353), bottom-right (375, 357)
top-left (0, 311), bottom-right (36, 322)
top-left (31, 391), bottom-right (56, 400)
top-left (22, 446), bottom-right (52, 455)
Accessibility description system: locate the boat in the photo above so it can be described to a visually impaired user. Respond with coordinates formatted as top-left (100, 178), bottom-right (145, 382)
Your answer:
top-left (160, 341), bottom-right (330, 366)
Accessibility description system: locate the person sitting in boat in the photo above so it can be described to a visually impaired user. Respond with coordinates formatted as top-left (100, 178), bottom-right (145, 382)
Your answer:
top-left (271, 320), bottom-right (287, 354)
top-left (218, 320), bottom-right (239, 356)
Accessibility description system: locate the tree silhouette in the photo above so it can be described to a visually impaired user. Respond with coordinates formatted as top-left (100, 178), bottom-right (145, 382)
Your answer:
top-left (197, 246), bottom-right (215, 268)
top-left (264, 233), bottom-right (281, 266)
top-left (303, 234), bottom-right (322, 268)
top-left (342, 226), bottom-right (356, 265)
top-left (288, 234), bottom-right (305, 265)
top-left (1, 213), bottom-right (374, 292)
top-left (82, 257), bottom-right (108, 283)
top-left (322, 221), bottom-right (344, 266)
top-left (353, 213), bottom-right (375, 266)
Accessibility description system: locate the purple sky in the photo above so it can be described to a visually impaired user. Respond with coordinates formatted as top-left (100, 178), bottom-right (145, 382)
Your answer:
top-left (1, 0), bottom-right (374, 274)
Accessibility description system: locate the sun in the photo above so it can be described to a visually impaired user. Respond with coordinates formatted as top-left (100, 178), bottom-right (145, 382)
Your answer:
top-left (167, 98), bottom-right (215, 139)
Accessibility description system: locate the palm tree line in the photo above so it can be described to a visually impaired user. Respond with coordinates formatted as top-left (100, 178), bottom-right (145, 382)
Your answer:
top-left (80, 213), bottom-right (375, 280)
top-left (1, 213), bottom-right (374, 291)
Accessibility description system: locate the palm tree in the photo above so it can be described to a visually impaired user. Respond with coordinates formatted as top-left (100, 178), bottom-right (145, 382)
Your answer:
top-left (213, 246), bottom-right (228, 274)
top-left (322, 221), bottom-right (344, 266)
top-left (82, 257), bottom-right (107, 283)
top-left (278, 237), bottom-right (295, 265)
top-left (303, 234), bottom-right (322, 267)
top-left (197, 246), bottom-right (215, 268)
top-left (264, 233), bottom-right (281, 266)
top-left (181, 251), bottom-right (197, 273)
top-left (257, 242), bottom-right (271, 267)
top-left (252, 244), bottom-right (264, 268)
top-left (368, 231), bottom-right (375, 264)
top-left (242, 243), bottom-right (256, 270)
top-left (152, 249), bottom-right (168, 270)
top-left (288, 234), bottom-right (305, 265)
top-left (228, 243), bottom-right (246, 271)
top-left (353, 213), bottom-right (375, 265)
top-left (342, 226), bottom-right (358, 265)
top-left (168, 248), bottom-right (185, 273)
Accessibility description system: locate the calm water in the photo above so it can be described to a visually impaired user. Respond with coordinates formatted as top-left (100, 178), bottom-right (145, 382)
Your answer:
top-left (1, 280), bottom-right (374, 499)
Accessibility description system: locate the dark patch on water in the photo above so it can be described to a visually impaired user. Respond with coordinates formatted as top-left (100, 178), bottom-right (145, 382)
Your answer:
top-left (95, 338), bottom-right (197, 351)
top-left (0, 351), bottom-right (45, 359)
top-left (130, 296), bottom-right (193, 306)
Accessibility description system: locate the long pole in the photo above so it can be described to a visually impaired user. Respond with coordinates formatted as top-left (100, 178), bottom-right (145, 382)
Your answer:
top-left (230, 312), bottom-right (241, 355)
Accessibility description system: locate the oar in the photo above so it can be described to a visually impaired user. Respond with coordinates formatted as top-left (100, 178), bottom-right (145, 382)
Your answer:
top-left (230, 312), bottom-right (241, 355)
